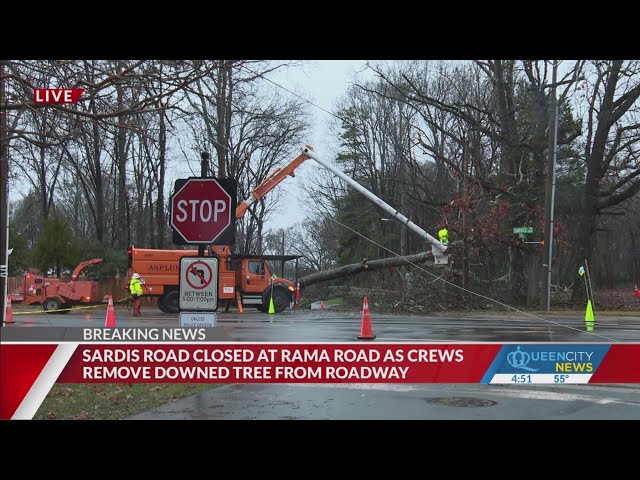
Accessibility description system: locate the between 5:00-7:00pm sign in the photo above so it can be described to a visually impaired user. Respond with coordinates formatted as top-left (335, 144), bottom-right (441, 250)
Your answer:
top-left (179, 256), bottom-right (219, 311)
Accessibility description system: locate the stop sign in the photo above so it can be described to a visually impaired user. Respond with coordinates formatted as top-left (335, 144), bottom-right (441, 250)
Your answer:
top-left (170, 178), bottom-right (237, 244)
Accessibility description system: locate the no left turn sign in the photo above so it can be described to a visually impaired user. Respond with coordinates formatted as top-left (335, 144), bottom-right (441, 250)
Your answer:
top-left (179, 256), bottom-right (219, 311)
top-left (185, 260), bottom-right (213, 290)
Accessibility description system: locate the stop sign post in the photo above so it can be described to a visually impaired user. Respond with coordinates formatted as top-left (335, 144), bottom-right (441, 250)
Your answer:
top-left (170, 178), bottom-right (237, 245)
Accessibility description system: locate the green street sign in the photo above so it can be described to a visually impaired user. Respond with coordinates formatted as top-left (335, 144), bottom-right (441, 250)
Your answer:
top-left (513, 227), bottom-right (533, 234)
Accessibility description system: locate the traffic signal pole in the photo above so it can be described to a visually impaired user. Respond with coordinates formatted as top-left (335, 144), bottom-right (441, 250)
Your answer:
top-left (199, 152), bottom-right (209, 257)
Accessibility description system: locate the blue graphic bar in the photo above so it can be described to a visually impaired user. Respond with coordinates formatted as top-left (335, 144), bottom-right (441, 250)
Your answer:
top-left (480, 344), bottom-right (611, 384)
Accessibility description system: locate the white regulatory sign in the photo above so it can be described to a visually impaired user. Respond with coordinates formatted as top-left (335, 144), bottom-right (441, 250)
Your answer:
top-left (179, 256), bottom-right (219, 311)
top-left (179, 312), bottom-right (217, 327)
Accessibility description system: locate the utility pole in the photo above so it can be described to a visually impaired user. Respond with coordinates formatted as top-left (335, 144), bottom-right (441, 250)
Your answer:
top-left (1, 60), bottom-right (9, 320)
top-left (200, 151), bottom-right (209, 178)
top-left (198, 152), bottom-right (209, 257)
top-left (462, 135), bottom-right (469, 290)
top-left (541, 61), bottom-right (559, 311)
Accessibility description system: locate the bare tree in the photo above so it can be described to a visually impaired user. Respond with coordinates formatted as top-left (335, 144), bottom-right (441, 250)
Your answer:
top-left (365, 60), bottom-right (583, 303)
top-left (186, 61), bottom-right (310, 254)
top-left (574, 60), bottom-right (640, 290)
top-left (282, 215), bottom-right (340, 272)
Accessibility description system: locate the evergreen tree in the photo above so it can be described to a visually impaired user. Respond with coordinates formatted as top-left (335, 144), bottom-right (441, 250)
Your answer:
top-left (8, 229), bottom-right (30, 276)
top-left (33, 210), bottom-right (78, 277)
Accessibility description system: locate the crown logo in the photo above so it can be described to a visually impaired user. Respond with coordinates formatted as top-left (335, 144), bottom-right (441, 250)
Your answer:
top-left (507, 346), bottom-right (538, 372)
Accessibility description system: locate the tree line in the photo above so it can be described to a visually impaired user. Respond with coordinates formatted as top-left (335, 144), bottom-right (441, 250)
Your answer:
top-left (4, 60), bottom-right (310, 279)
top-left (273, 60), bottom-right (640, 305)
top-left (3, 60), bottom-right (640, 308)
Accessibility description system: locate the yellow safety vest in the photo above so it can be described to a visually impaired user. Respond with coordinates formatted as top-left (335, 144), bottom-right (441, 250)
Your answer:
top-left (438, 228), bottom-right (449, 244)
top-left (129, 278), bottom-right (143, 296)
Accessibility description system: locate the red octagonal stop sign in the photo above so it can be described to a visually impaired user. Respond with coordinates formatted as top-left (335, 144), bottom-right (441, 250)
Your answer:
top-left (170, 178), bottom-right (234, 244)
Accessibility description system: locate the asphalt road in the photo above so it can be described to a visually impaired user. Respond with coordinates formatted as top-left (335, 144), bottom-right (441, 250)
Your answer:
top-left (130, 382), bottom-right (640, 420)
top-left (6, 306), bottom-right (640, 420)
top-left (6, 305), bottom-right (640, 343)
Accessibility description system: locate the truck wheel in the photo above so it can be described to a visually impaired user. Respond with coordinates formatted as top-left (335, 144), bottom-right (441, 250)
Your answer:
top-left (263, 287), bottom-right (290, 313)
top-left (43, 297), bottom-right (61, 312)
top-left (163, 290), bottom-right (180, 314)
top-left (158, 297), bottom-right (169, 313)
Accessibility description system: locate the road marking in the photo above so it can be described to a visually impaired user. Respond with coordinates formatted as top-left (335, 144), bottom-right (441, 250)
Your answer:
top-left (294, 383), bottom-right (640, 406)
top-left (485, 387), bottom-right (640, 406)
top-left (374, 337), bottom-right (447, 342)
top-left (295, 383), bottom-right (422, 392)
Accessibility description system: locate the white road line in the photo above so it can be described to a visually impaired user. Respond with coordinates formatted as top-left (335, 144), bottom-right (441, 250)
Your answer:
top-left (481, 387), bottom-right (640, 406)
top-left (374, 338), bottom-right (455, 342)
top-left (293, 383), bottom-right (640, 406)
top-left (294, 383), bottom-right (422, 392)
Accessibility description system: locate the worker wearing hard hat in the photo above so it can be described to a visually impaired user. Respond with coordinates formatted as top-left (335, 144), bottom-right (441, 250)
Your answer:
top-left (129, 272), bottom-right (144, 317)
top-left (438, 227), bottom-right (449, 245)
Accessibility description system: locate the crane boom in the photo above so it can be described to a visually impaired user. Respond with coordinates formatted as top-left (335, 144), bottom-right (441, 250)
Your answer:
top-left (231, 144), bottom-right (449, 264)
top-left (235, 148), bottom-right (313, 219)
top-left (302, 146), bottom-right (450, 265)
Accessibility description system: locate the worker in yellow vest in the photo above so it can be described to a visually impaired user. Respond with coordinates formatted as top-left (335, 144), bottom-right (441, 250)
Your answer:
top-left (438, 227), bottom-right (449, 244)
top-left (129, 272), bottom-right (144, 317)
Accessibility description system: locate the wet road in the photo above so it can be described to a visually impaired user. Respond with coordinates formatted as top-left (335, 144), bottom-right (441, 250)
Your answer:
top-left (7, 306), bottom-right (640, 420)
top-left (6, 306), bottom-right (640, 343)
top-left (130, 382), bottom-right (640, 420)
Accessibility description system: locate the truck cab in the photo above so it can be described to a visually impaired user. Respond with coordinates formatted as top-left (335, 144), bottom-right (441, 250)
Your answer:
top-left (230, 256), bottom-right (294, 312)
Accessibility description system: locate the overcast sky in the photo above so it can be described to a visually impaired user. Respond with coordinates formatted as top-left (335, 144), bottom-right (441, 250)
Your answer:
top-left (8, 60), bottom-right (378, 233)
top-left (265, 60), bottom-right (374, 230)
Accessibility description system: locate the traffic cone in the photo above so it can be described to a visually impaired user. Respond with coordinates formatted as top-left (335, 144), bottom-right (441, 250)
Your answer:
top-left (585, 299), bottom-right (595, 332)
top-left (4, 295), bottom-right (14, 324)
top-left (105, 294), bottom-right (116, 327)
top-left (295, 282), bottom-right (301, 302)
top-left (357, 296), bottom-right (376, 340)
top-left (268, 295), bottom-right (276, 314)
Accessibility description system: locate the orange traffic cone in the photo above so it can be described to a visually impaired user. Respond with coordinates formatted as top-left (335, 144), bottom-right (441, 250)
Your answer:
top-left (4, 295), bottom-right (14, 324)
top-left (357, 296), bottom-right (376, 340)
top-left (105, 294), bottom-right (116, 327)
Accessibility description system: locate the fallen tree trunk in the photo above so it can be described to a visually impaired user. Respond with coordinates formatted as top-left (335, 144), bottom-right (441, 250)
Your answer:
top-left (299, 251), bottom-right (435, 288)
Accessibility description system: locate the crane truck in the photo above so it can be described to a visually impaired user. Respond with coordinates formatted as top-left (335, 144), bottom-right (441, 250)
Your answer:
top-left (129, 145), bottom-right (449, 314)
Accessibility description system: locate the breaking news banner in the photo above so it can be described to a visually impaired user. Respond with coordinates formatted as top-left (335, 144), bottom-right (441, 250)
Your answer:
top-left (1, 327), bottom-right (640, 420)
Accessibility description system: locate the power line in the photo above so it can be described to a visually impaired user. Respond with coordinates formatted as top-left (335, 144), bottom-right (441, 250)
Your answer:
top-left (199, 68), bottom-right (622, 341)
top-left (285, 188), bottom-right (621, 342)
top-left (237, 63), bottom-right (346, 122)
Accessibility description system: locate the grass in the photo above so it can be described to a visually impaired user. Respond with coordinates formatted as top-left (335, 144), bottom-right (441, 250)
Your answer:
top-left (324, 297), bottom-right (344, 306)
top-left (34, 383), bottom-right (216, 420)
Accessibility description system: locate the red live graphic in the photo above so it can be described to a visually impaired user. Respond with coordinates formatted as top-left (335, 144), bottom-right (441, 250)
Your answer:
top-left (33, 88), bottom-right (84, 104)
top-left (56, 344), bottom-right (502, 384)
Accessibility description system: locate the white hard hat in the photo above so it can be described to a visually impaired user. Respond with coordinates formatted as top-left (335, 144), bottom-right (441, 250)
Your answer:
top-left (132, 272), bottom-right (140, 279)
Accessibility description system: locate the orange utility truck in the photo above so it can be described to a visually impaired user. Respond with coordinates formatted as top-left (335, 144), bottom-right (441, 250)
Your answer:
top-left (128, 145), bottom-right (449, 314)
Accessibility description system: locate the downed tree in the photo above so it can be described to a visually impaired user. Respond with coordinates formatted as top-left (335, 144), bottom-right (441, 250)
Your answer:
top-left (299, 251), bottom-right (439, 288)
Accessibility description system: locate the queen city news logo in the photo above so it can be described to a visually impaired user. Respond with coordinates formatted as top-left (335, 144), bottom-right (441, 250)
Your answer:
top-left (506, 345), bottom-right (594, 373)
